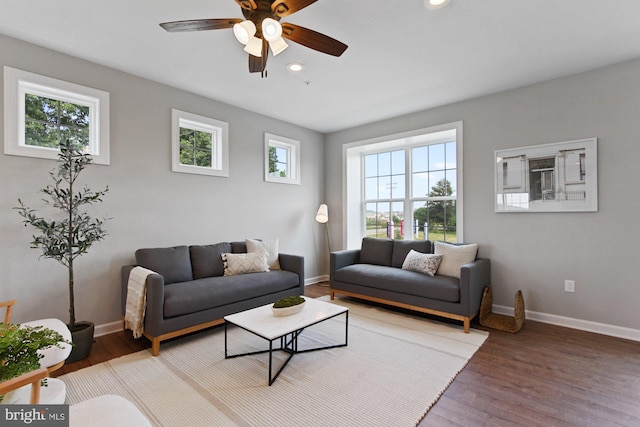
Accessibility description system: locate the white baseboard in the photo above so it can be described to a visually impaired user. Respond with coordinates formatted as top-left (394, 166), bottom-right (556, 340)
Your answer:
top-left (94, 320), bottom-right (124, 337)
top-left (305, 275), bottom-right (329, 285)
top-left (492, 304), bottom-right (640, 342)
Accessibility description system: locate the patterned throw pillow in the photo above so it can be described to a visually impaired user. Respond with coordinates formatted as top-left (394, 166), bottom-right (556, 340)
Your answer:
top-left (221, 252), bottom-right (269, 276)
top-left (246, 238), bottom-right (280, 270)
top-left (401, 250), bottom-right (443, 276)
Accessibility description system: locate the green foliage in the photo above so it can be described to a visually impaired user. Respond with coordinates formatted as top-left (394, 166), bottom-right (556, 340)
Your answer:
top-left (0, 323), bottom-right (71, 402)
top-left (268, 146), bottom-right (287, 177)
top-left (273, 296), bottom-right (305, 308)
top-left (179, 127), bottom-right (212, 167)
top-left (24, 94), bottom-right (89, 149)
top-left (14, 139), bottom-right (110, 328)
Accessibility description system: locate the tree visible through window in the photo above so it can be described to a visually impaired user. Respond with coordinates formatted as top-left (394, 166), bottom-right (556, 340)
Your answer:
top-left (179, 127), bottom-right (213, 168)
top-left (24, 94), bottom-right (90, 149)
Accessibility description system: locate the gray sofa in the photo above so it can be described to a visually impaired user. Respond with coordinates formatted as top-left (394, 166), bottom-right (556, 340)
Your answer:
top-left (330, 238), bottom-right (490, 332)
top-left (121, 241), bottom-right (304, 355)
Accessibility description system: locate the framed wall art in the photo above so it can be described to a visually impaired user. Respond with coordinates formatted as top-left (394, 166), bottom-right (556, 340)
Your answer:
top-left (495, 138), bottom-right (598, 212)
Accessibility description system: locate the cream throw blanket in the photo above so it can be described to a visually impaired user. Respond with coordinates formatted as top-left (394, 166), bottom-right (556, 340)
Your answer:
top-left (124, 266), bottom-right (156, 339)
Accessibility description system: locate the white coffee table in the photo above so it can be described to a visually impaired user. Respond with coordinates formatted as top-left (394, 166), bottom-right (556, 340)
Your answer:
top-left (224, 296), bottom-right (348, 385)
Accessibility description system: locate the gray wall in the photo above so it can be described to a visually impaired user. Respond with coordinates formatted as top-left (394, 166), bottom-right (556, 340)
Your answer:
top-left (0, 34), bottom-right (326, 326)
top-left (326, 58), bottom-right (640, 332)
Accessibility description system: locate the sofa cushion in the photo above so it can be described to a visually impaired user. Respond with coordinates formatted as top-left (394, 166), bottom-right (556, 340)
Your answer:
top-left (360, 238), bottom-right (393, 266)
top-left (391, 240), bottom-right (432, 268)
top-left (190, 243), bottom-right (231, 279)
top-left (434, 242), bottom-right (479, 278)
top-left (334, 264), bottom-right (460, 303)
top-left (163, 270), bottom-right (299, 318)
top-left (402, 250), bottom-right (442, 276)
top-left (222, 252), bottom-right (269, 276)
top-left (135, 246), bottom-right (193, 285)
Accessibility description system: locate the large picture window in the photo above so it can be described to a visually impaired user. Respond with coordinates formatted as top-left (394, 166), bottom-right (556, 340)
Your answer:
top-left (345, 122), bottom-right (463, 248)
top-left (171, 109), bottom-right (229, 177)
top-left (4, 66), bottom-right (110, 164)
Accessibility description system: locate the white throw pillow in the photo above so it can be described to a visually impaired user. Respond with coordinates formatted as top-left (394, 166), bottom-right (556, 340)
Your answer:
top-left (246, 239), bottom-right (280, 270)
top-left (434, 242), bottom-right (478, 278)
top-left (401, 250), bottom-right (443, 276)
top-left (222, 252), bottom-right (269, 276)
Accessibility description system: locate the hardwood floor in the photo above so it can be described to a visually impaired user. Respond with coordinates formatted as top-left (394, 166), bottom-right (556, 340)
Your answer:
top-left (53, 283), bottom-right (640, 426)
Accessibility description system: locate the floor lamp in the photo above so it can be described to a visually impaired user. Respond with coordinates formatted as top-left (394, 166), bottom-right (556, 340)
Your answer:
top-left (315, 204), bottom-right (331, 287)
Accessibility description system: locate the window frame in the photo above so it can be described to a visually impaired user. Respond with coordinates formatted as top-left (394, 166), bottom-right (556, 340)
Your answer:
top-left (4, 66), bottom-right (110, 165)
top-left (264, 132), bottom-right (300, 185)
top-left (344, 121), bottom-right (463, 249)
top-left (171, 109), bottom-right (229, 177)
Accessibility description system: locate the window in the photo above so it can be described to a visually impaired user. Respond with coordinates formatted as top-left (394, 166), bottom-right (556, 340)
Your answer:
top-left (264, 133), bottom-right (300, 185)
top-left (171, 109), bottom-right (229, 177)
top-left (4, 66), bottom-right (110, 165)
top-left (345, 122), bottom-right (463, 248)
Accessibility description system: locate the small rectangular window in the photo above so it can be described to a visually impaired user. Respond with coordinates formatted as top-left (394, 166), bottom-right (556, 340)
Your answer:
top-left (4, 66), bottom-right (110, 164)
top-left (171, 109), bottom-right (229, 177)
top-left (264, 133), bottom-right (300, 185)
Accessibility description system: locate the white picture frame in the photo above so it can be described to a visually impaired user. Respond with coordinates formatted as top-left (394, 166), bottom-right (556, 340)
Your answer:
top-left (495, 138), bottom-right (598, 212)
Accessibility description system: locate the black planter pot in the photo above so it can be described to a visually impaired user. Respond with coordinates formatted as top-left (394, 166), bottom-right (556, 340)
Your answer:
top-left (66, 321), bottom-right (95, 363)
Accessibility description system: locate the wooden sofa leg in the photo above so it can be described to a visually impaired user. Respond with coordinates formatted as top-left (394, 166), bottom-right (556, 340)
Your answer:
top-left (463, 318), bottom-right (470, 333)
top-left (151, 338), bottom-right (160, 356)
top-left (330, 290), bottom-right (335, 300)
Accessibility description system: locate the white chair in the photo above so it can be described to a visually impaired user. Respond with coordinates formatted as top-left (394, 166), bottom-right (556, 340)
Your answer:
top-left (0, 370), bottom-right (151, 426)
top-left (1, 300), bottom-right (72, 404)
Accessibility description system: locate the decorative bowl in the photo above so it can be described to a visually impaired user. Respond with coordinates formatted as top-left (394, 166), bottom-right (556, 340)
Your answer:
top-left (272, 300), bottom-right (306, 317)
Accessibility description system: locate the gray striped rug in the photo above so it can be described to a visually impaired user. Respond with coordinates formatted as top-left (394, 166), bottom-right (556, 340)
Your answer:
top-left (60, 297), bottom-right (488, 426)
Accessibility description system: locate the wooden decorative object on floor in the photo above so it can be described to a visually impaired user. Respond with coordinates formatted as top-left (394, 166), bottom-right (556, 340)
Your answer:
top-left (479, 286), bottom-right (525, 333)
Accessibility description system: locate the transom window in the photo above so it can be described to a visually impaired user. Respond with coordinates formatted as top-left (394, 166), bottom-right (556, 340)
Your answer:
top-left (171, 109), bottom-right (229, 177)
top-left (4, 66), bottom-right (110, 164)
top-left (345, 122), bottom-right (463, 248)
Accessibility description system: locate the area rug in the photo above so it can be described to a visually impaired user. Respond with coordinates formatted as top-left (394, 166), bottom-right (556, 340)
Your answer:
top-left (60, 297), bottom-right (488, 426)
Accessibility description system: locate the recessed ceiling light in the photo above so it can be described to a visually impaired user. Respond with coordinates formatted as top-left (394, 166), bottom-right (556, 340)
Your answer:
top-left (287, 62), bottom-right (304, 72)
top-left (425, 0), bottom-right (452, 9)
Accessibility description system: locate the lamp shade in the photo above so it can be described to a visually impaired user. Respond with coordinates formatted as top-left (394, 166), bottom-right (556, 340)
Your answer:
top-left (262, 18), bottom-right (283, 42)
top-left (269, 37), bottom-right (288, 56)
top-left (315, 204), bottom-right (329, 223)
top-left (243, 36), bottom-right (263, 57)
top-left (233, 20), bottom-right (256, 45)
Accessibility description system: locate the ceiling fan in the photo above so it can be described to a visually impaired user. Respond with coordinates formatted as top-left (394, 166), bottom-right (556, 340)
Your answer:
top-left (160, 0), bottom-right (348, 76)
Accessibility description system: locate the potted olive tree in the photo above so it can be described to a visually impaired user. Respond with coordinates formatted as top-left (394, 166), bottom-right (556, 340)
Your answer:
top-left (15, 139), bottom-right (109, 363)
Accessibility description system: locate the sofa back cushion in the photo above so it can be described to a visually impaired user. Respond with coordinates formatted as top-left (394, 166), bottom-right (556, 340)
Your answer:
top-left (391, 240), bottom-right (432, 268)
top-left (135, 245), bottom-right (193, 285)
top-left (359, 238), bottom-right (394, 266)
top-left (230, 241), bottom-right (248, 253)
top-left (190, 243), bottom-right (232, 279)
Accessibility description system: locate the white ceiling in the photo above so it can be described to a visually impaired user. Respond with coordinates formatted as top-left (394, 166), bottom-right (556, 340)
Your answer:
top-left (1, 1), bottom-right (640, 133)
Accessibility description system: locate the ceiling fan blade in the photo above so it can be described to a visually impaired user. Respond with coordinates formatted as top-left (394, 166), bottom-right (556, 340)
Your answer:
top-left (234, 0), bottom-right (257, 10)
top-left (281, 23), bottom-right (348, 57)
top-left (271, 0), bottom-right (318, 17)
top-left (248, 40), bottom-right (269, 73)
top-left (160, 18), bottom-right (241, 32)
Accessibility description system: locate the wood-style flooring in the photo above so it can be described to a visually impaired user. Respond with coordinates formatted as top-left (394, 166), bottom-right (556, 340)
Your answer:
top-left (52, 283), bottom-right (640, 426)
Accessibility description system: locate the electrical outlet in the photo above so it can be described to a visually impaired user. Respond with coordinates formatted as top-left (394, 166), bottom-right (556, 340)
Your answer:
top-left (564, 280), bottom-right (575, 293)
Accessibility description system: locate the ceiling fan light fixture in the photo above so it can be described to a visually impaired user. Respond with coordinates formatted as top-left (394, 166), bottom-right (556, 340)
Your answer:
top-left (233, 20), bottom-right (256, 45)
top-left (262, 18), bottom-right (283, 42)
top-left (243, 36), bottom-right (263, 57)
top-left (269, 37), bottom-right (288, 56)
top-left (425, 0), bottom-right (452, 9)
